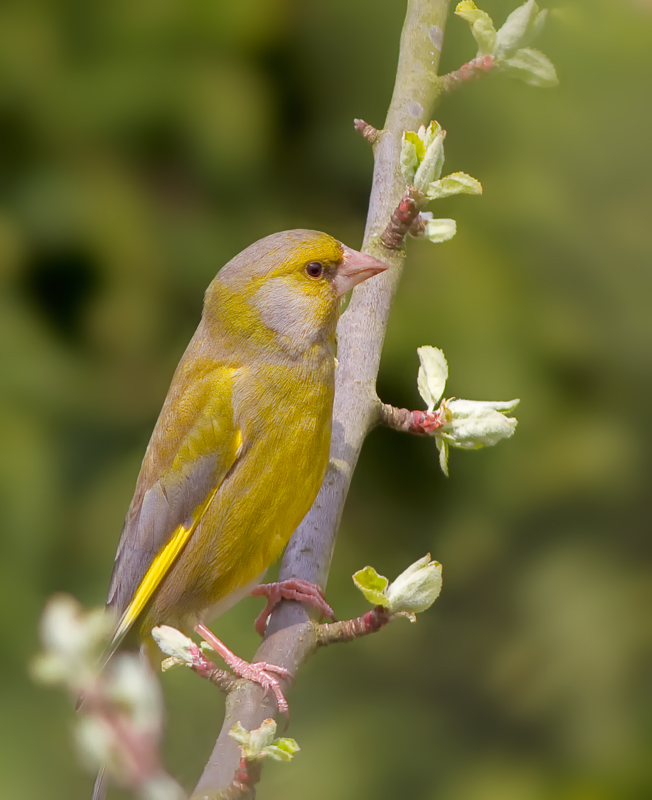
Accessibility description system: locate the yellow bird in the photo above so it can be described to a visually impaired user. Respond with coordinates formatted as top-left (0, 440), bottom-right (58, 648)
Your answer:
top-left (103, 229), bottom-right (387, 704)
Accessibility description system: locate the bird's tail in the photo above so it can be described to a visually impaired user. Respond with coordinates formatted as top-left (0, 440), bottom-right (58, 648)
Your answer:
top-left (91, 766), bottom-right (108, 800)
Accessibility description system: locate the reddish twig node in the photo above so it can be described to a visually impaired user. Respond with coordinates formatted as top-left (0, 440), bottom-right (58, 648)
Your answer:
top-left (408, 213), bottom-right (430, 239)
top-left (410, 409), bottom-right (445, 434)
top-left (378, 403), bottom-right (445, 435)
top-left (380, 186), bottom-right (425, 250)
top-left (227, 757), bottom-right (263, 800)
top-left (441, 55), bottom-right (495, 94)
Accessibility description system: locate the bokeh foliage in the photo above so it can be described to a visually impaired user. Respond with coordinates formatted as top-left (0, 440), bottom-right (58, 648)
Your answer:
top-left (1, 0), bottom-right (651, 798)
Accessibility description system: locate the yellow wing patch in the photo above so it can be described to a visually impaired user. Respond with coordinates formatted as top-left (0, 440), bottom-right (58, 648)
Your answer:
top-left (112, 484), bottom-right (220, 646)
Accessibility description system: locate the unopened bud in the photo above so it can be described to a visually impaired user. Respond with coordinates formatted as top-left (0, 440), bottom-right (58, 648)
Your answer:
top-left (152, 625), bottom-right (197, 666)
top-left (230, 719), bottom-right (300, 763)
top-left (386, 555), bottom-right (443, 615)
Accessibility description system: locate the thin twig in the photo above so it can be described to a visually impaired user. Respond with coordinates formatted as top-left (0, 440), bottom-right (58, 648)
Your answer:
top-left (440, 55), bottom-right (495, 94)
top-left (186, 648), bottom-right (241, 695)
top-left (316, 606), bottom-right (390, 646)
top-left (378, 403), bottom-right (445, 435)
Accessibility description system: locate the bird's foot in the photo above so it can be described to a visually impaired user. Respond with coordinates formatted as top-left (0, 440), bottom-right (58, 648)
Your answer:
top-left (194, 623), bottom-right (292, 714)
top-left (251, 579), bottom-right (336, 636)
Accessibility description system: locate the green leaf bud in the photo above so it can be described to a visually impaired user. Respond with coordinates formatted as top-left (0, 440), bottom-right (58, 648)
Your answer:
top-left (424, 218), bottom-right (457, 243)
top-left (152, 625), bottom-right (197, 667)
top-left (400, 131), bottom-right (421, 185)
top-left (230, 720), bottom-right (300, 763)
top-left (413, 128), bottom-right (447, 191)
top-left (426, 172), bottom-right (483, 200)
top-left (385, 555), bottom-right (443, 615)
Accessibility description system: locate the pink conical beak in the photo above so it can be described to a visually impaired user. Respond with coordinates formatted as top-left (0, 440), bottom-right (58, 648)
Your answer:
top-left (332, 245), bottom-right (388, 297)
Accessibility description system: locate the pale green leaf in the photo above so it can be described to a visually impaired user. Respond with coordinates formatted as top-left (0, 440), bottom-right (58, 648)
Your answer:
top-left (400, 134), bottom-right (419, 185)
top-left (229, 722), bottom-right (250, 747)
top-left (501, 47), bottom-right (559, 87)
top-left (405, 129), bottom-right (426, 162)
top-left (443, 398), bottom-right (520, 448)
top-left (413, 128), bottom-right (446, 190)
top-left (352, 566), bottom-right (390, 607)
top-left (263, 738), bottom-right (300, 762)
top-left (421, 120), bottom-right (442, 150)
top-left (495, 1), bottom-right (547, 59)
top-left (152, 625), bottom-right (195, 664)
top-left (386, 556), bottom-right (443, 615)
top-left (426, 172), bottom-right (483, 200)
top-left (424, 218), bottom-right (457, 243)
top-left (417, 345), bottom-right (448, 410)
top-left (448, 398), bottom-right (521, 416)
top-left (230, 719), bottom-right (297, 763)
top-left (455, 1), bottom-right (497, 56)
top-left (437, 437), bottom-right (450, 476)
top-left (445, 412), bottom-right (518, 449)
top-left (248, 719), bottom-right (277, 753)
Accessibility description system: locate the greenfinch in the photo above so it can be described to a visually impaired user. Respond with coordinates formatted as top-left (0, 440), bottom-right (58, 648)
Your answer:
top-left (103, 229), bottom-right (387, 701)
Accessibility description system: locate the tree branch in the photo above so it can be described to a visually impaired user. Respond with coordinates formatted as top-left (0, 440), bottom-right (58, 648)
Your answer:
top-left (191, 2), bottom-right (451, 795)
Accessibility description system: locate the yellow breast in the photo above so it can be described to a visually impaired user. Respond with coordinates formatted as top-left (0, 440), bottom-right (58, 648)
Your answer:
top-left (138, 353), bottom-right (334, 634)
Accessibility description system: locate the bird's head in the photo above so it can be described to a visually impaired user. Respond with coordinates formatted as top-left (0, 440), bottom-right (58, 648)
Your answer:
top-left (206, 230), bottom-right (387, 354)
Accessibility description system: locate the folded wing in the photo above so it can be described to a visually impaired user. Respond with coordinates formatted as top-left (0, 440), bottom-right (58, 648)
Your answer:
top-left (106, 362), bottom-right (243, 650)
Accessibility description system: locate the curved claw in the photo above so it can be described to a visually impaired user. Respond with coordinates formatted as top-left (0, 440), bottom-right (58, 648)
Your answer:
top-left (194, 622), bottom-right (293, 714)
top-left (252, 579), bottom-right (336, 636)
top-left (254, 661), bottom-right (293, 679)
top-left (236, 661), bottom-right (293, 715)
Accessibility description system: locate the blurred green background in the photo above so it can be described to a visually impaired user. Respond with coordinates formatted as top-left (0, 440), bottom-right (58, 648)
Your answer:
top-left (2, 0), bottom-right (651, 798)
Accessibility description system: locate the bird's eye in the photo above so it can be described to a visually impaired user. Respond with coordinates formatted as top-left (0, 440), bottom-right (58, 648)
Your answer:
top-left (305, 261), bottom-right (324, 279)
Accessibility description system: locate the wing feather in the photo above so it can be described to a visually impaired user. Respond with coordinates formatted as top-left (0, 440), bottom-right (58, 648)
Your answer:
top-left (106, 359), bottom-right (243, 647)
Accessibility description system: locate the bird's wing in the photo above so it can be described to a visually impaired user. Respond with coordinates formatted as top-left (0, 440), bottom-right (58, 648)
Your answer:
top-left (106, 361), bottom-right (243, 649)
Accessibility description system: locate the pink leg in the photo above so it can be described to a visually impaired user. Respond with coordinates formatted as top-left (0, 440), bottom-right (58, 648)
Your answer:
top-left (251, 579), bottom-right (336, 636)
top-left (195, 622), bottom-right (292, 714)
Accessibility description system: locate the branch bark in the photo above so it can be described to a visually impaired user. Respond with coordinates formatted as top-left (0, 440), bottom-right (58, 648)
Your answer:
top-left (192, 2), bottom-right (451, 795)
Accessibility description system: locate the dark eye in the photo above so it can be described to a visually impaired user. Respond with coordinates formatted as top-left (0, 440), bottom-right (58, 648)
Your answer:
top-left (305, 261), bottom-right (324, 279)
